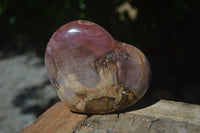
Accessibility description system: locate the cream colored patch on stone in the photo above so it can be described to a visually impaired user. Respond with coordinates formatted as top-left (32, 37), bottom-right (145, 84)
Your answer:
top-left (75, 100), bottom-right (86, 112)
top-left (51, 32), bottom-right (56, 38)
top-left (78, 20), bottom-right (94, 25)
top-left (57, 86), bottom-right (73, 105)
top-left (47, 47), bottom-right (53, 55)
top-left (86, 60), bottom-right (123, 103)
top-left (64, 73), bottom-right (86, 93)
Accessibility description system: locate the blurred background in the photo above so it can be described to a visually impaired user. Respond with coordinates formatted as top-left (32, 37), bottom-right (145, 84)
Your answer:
top-left (0, 0), bottom-right (200, 132)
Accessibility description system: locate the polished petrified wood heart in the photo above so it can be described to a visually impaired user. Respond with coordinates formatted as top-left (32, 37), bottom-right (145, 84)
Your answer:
top-left (45, 20), bottom-right (151, 114)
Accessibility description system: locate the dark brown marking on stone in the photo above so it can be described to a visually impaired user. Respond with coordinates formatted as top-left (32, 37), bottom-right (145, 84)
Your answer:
top-left (94, 53), bottom-right (118, 79)
top-left (124, 87), bottom-right (131, 93)
top-left (117, 94), bottom-right (131, 109)
top-left (117, 88), bottom-right (138, 110)
top-left (86, 96), bottom-right (115, 113)
top-left (75, 92), bottom-right (87, 99)
top-left (52, 77), bottom-right (59, 90)
top-left (115, 88), bottom-right (121, 93)
top-left (113, 44), bottom-right (130, 86)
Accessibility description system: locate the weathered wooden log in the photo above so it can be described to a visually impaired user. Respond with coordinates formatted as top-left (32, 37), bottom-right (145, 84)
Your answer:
top-left (21, 100), bottom-right (200, 133)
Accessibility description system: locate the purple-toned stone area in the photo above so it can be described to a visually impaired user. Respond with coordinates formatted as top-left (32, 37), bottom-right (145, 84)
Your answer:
top-left (45, 20), bottom-right (151, 114)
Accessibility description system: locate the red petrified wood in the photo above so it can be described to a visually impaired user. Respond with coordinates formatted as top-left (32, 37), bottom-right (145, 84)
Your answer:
top-left (45, 20), bottom-right (151, 114)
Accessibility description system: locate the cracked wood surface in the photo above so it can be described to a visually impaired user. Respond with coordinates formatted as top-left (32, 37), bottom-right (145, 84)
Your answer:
top-left (21, 100), bottom-right (200, 133)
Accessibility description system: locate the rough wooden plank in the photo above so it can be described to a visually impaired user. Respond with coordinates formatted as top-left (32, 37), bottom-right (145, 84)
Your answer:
top-left (22, 100), bottom-right (200, 133)
top-left (127, 100), bottom-right (200, 125)
top-left (82, 112), bottom-right (200, 133)
top-left (21, 102), bottom-right (88, 133)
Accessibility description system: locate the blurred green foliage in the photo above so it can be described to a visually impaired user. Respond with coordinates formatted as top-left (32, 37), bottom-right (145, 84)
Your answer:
top-left (0, 0), bottom-right (199, 54)
top-left (0, 0), bottom-right (200, 104)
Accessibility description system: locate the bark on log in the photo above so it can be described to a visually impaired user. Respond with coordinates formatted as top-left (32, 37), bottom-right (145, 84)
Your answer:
top-left (21, 100), bottom-right (200, 133)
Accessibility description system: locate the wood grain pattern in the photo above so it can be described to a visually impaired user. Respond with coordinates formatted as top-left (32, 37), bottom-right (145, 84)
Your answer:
top-left (21, 102), bottom-right (88, 133)
top-left (22, 100), bottom-right (200, 133)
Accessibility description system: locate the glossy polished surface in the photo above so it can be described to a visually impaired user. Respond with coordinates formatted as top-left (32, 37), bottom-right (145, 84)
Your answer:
top-left (45, 20), bottom-right (151, 114)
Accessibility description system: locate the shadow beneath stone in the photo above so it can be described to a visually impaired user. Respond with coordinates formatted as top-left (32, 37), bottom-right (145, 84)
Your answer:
top-left (12, 80), bottom-right (59, 117)
top-left (21, 97), bottom-right (59, 117)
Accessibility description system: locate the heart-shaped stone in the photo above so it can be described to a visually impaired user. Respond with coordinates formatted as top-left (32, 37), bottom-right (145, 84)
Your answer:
top-left (45, 20), bottom-right (151, 114)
